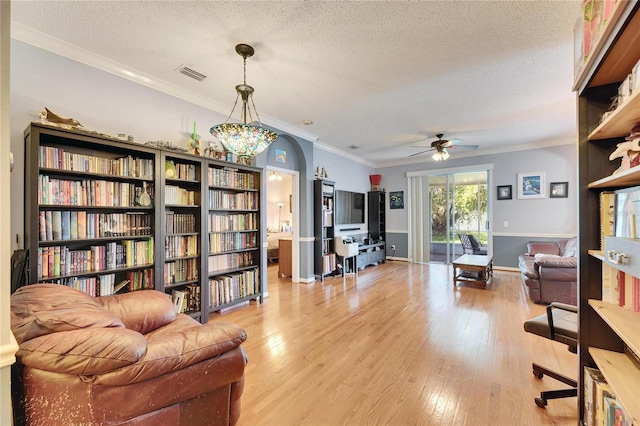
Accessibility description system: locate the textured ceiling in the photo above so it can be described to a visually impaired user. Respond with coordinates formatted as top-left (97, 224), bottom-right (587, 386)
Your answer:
top-left (10, 1), bottom-right (580, 167)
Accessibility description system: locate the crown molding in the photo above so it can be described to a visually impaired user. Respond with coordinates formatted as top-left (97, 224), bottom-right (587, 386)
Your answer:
top-left (10, 23), bottom-right (320, 144)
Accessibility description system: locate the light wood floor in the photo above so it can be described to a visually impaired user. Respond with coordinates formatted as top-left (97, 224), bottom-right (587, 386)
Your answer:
top-left (209, 261), bottom-right (578, 426)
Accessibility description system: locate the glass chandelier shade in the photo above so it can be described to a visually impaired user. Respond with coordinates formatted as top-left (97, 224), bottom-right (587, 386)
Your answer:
top-left (432, 147), bottom-right (449, 161)
top-left (210, 44), bottom-right (278, 157)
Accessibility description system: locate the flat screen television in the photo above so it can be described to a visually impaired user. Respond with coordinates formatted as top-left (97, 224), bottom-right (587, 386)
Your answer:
top-left (335, 190), bottom-right (365, 224)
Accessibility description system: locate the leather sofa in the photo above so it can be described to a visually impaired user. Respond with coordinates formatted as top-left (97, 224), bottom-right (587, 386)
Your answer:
top-left (10, 284), bottom-right (247, 426)
top-left (518, 237), bottom-right (578, 305)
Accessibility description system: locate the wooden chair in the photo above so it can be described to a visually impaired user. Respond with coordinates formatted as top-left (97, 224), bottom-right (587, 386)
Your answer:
top-left (523, 302), bottom-right (578, 408)
top-left (458, 233), bottom-right (487, 255)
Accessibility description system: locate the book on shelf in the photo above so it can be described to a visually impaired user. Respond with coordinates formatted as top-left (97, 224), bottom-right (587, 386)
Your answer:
top-left (171, 289), bottom-right (186, 313)
top-left (602, 256), bottom-right (640, 311)
top-left (51, 210), bottom-right (61, 240)
top-left (113, 279), bottom-right (130, 294)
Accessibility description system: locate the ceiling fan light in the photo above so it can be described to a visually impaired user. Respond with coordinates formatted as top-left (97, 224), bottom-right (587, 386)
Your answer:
top-left (432, 148), bottom-right (449, 161)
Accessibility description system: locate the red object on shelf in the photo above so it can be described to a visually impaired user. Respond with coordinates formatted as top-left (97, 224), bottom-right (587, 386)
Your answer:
top-left (369, 174), bottom-right (382, 190)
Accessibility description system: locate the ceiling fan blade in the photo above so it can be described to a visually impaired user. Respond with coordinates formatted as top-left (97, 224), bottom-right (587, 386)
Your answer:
top-left (409, 148), bottom-right (433, 157)
top-left (440, 138), bottom-right (463, 148)
top-left (451, 144), bottom-right (479, 151)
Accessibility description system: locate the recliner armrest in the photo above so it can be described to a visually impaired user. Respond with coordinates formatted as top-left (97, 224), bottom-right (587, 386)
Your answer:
top-left (534, 255), bottom-right (576, 268)
top-left (96, 319), bottom-right (248, 386)
top-left (17, 327), bottom-right (147, 375)
top-left (98, 290), bottom-right (176, 334)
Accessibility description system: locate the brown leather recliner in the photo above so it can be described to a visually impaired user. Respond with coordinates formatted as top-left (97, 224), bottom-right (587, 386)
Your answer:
top-left (10, 284), bottom-right (247, 426)
top-left (518, 237), bottom-right (578, 305)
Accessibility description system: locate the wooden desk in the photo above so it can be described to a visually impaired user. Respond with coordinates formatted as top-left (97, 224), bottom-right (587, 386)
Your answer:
top-left (278, 238), bottom-right (292, 278)
top-left (452, 254), bottom-right (493, 288)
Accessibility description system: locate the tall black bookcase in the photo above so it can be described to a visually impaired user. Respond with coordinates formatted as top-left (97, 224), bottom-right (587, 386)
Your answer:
top-left (205, 161), bottom-right (262, 314)
top-left (367, 190), bottom-right (386, 243)
top-left (314, 179), bottom-right (336, 280)
top-left (574, 2), bottom-right (640, 423)
top-left (161, 151), bottom-right (204, 319)
top-left (23, 122), bottom-right (264, 323)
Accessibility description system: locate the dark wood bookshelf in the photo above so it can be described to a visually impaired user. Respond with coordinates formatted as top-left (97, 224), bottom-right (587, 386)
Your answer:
top-left (24, 122), bottom-right (264, 323)
top-left (575, 2), bottom-right (640, 423)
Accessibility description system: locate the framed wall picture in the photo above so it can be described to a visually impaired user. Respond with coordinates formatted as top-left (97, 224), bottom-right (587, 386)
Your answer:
top-left (275, 148), bottom-right (286, 163)
top-left (390, 191), bottom-right (404, 209)
top-left (550, 182), bottom-right (568, 198)
top-left (613, 186), bottom-right (640, 238)
top-left (517, 172), bottom-right (545, 199)
top-left (497, 185), bottom-right (512, 200)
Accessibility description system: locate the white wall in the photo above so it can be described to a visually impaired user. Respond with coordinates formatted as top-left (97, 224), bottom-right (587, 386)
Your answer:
top-left (377, 143), bottom-right (578, 237)
top-left (10, 39), bottom-right (231, 245)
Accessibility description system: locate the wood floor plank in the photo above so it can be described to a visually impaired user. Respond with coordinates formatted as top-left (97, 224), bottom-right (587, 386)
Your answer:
top-left (210, 261), bottom-right (578, 425)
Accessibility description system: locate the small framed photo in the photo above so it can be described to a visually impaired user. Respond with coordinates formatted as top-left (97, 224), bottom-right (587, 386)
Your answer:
top-left (613, 186), bottom-right (640, 238)
top-left (550, 182), bottom-right (568, 198)
top-left (389, 191), bottom-right (404, 209)
top-left (497, 185), bottom-right (512, 200)
top-left (517, 172), bottom-right (545, 199)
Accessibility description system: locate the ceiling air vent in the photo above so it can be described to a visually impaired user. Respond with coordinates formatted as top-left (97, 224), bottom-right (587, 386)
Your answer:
top-left (177, 65), bottom-right (207, 82)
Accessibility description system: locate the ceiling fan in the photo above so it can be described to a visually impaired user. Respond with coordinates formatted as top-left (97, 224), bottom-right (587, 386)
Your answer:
top-left (410, 133), bottom-right (479, 160)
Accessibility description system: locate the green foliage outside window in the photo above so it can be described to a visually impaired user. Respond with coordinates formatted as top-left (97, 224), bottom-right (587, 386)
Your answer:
top-left (430, 183), bottom-right (487, 244)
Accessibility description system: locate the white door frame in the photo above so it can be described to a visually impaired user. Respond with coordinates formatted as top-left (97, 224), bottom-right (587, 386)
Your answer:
top-left (266, 166), bottom-right (300, 282)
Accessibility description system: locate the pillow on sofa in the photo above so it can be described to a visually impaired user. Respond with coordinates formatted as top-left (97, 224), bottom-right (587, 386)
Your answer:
top-left (534, 253), bottom-right (577, 268)
top-left (563, 237), bottom-right (578, 257)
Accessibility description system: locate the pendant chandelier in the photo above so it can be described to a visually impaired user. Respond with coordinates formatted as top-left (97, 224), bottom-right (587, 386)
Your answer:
top-left (210, 44), bottom-right (278, 157)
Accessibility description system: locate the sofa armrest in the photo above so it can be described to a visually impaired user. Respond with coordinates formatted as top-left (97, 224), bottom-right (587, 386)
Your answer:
top-left (527, 242), bottom-right (561, 256)
top-left (98, 290), bottom-right (176, 334)
top-left (17, 327), bottom-right (146, 375)
top-left (535, 254), bottom-right (577, 268)
top-left (96, 321), bottom-right (248, 386)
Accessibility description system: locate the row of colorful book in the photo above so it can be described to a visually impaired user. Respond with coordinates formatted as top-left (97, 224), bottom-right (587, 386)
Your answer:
top-left (584, 367), bottom-right (632, 426)
top-left (209, 268), bottom-right (259, 307)
top-left (170, 284), bottom-right (200, 313)
top-left (38, 175), bottom-right (153, 207)
top-left (322, 253), bottom-right (336, 274)
top-left (165, 212), bottom-right (197, 234)
top-left (207, 190), bottom-right (258, 210)
top-left (208, 231), bottom-right (257, 254)
top-left (168, 162), bottom-right (198, 181)
top-left (207, 212), bottom-right (258, 232)
top-left (165, 185), bottom-right (196, 206)
top-left (164, 258), bottom-right (198, 285)
top-left (602, 266), bottom-right (640, 312)
top-left (38, 239), bottom-right (154, 278)
top-left (165, 234), bottom-right (198, 259)
top-left (42, 269), bottom-right (153, 297)
top-left (39, 145), bottom-right (154, 178)
top-left (207, 167), bottom-right (256, 190)
top-left (208, 252), bottom-right (255, 272)
top-left (40, 210), bottom-right (152, 241)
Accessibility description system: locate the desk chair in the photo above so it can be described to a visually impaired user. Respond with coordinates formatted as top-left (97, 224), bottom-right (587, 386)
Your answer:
top-left (335, 236), bottom-right (358, 277)
top-left (523, 302), bottom-right (578, 408)
top-left (458, 233), bottom-right (487, 255)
